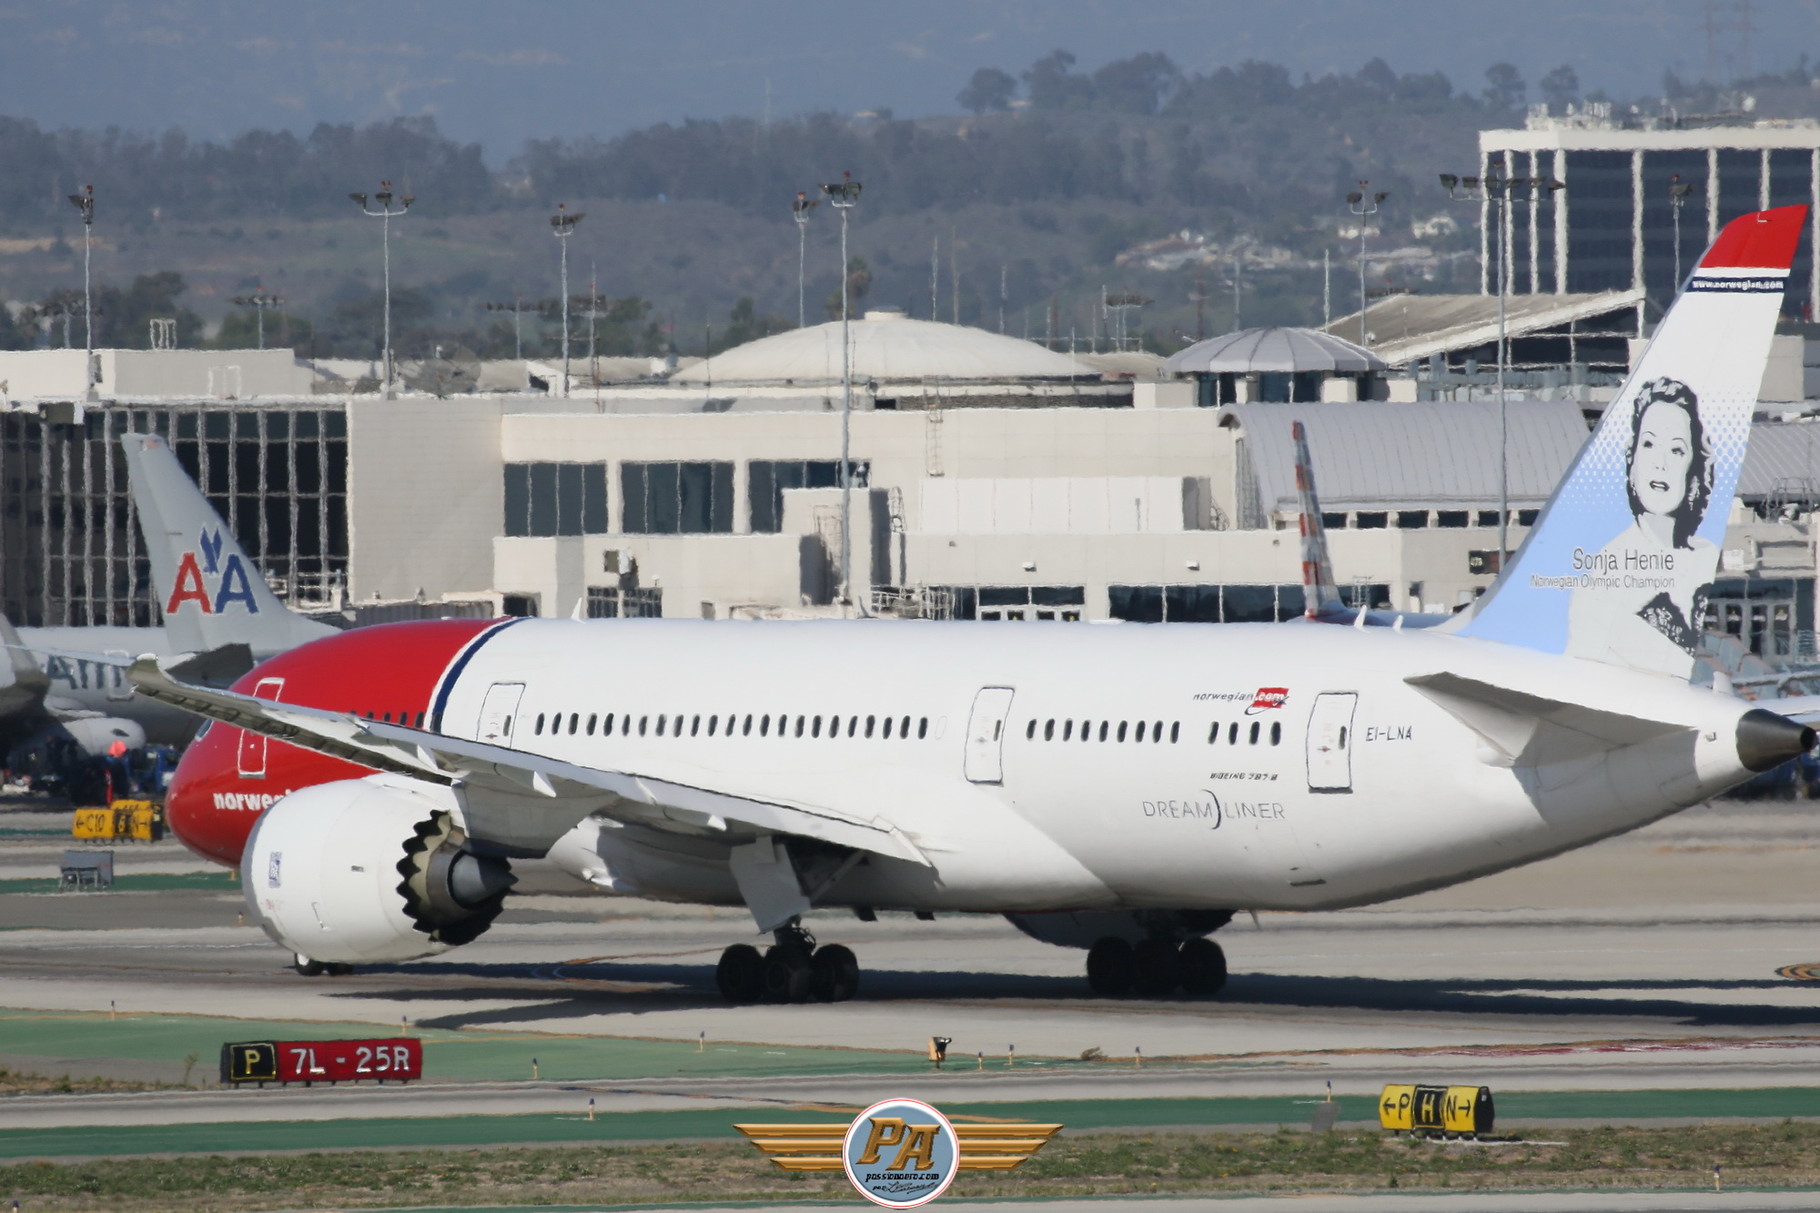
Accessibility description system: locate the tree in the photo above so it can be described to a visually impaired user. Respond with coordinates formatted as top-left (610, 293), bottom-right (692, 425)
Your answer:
top-left (825, 257), bottom-right (872, 320)
top-left (1539, 64), bottom-right (1580, 111)
top-left (95, 272), bottom-right (204, 349)
top-left (718, 296), bottom-right (790, 351)
top-left (957, 67), bottom-right (1017, 115)
top-left (1091, 52), bottom-right (1181, 115)
top-left (1023, 50), bottom-right (1096, 110)
top-left (1483, 62), bottom-right (1526, 110)
top-left (1355, 57), bottom-right (1398, 97)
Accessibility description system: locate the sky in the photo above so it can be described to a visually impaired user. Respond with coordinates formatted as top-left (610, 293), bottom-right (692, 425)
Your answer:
top-left (2, 0), bottom-right (1817, 160)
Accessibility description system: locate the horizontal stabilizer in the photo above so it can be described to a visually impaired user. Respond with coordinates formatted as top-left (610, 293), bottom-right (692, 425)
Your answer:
top-left (1406, 670), bottom-right (1687, 767)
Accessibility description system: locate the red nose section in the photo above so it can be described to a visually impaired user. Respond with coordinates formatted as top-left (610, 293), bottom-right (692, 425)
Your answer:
top-left (165, 618), bottom-right (513, 866)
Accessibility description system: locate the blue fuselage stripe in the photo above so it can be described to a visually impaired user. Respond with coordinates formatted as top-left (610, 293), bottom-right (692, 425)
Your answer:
top-left (429, 618), bottom-right (525, 733)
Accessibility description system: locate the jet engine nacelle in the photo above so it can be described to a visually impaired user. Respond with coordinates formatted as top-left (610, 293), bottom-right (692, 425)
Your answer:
top-left (1004, 909), bottom-right (1234, 949)
top-left (51, 716), bottom-right (146, 758)
top-left (240, 775), bottom-right (516, 965)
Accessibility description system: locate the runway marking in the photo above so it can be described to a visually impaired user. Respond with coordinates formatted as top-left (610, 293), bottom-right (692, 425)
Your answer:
top-left (1776, 962), bottom-right (1820, 981)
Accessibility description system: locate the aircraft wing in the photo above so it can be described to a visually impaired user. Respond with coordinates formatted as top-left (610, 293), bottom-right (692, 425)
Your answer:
top-left (1746, 693), bottom-right (1820, 726)
top-left (127, 656), bottom-right (931, 864)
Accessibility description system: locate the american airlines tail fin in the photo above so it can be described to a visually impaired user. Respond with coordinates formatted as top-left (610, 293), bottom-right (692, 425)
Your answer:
top-left (1292, 421), bottom-right (1348, 620)
top-left (1454, 205), bottom-right (1808, 680)
top-left (122, 433), bottom-right (338, 658)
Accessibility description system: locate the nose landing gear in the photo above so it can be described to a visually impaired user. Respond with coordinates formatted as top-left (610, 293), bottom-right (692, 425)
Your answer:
top-left (1085, 935), bottom-right (1226, 998)
top-left (716, 923), bottom-right (860, 1004)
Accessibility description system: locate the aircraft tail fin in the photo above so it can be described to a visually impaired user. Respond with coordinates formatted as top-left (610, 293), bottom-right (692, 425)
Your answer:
top-left (1292, 421), bottom-right (1348, 620)
top-left (122, 433), bottom-right (338, 658)
top-left (1453, 205), bottom-right (1808, 680)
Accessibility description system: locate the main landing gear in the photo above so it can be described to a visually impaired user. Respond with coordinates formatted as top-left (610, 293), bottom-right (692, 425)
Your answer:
top-left (1085, 935), bottom-right (1226, 998)
top-left (716, 922), bottom-right (859, 1004)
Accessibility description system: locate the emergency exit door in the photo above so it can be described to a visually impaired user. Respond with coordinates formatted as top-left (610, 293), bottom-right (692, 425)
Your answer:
top-left (477, 682), bottom-right (526, 746)
top-left (237, 677), bottom-right (285, 778)
top-left (1306, 692), bottom-right (1358, 792)
top-left (963, 686), bottom-right (1016, 784)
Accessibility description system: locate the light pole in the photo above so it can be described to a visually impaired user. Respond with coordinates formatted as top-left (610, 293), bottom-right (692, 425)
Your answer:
top-left (820, 172), bottom-right (862, 612)
top-left (484, 294), bottom-right (528, 359)
top-left (230, 288), bottom-right (284, 350)
top-left (66, 185), bottom-right (94, 397)
top-left (550, 205), bottom-right (584, 396)
top-left (1669, 174), bottom-right (1700, 291)
top-left (791, 191), bottom-right (818, 328)
top-left (348, 181), bottom-right (414, 396)
top-left (1344, 181), bottom-right (1387, 350)
top-left (1441, 167), bottom-right (1565, 564)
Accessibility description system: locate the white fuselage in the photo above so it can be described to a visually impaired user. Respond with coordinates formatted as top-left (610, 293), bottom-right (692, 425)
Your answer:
top-left (429, 618), bottom-right (1756, 916)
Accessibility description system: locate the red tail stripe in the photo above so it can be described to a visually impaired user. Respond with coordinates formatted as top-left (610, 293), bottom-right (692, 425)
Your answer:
top-left (1698, 205), bottom-right (1808, 271)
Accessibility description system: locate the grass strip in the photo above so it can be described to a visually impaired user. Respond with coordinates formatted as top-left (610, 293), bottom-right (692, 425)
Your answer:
top-left (4, 1124), bottom-right (1820, 1212)
top-left (0, 873), bottom-right (237, 895)
top-left (3, 1089), bottom-right (1819, 1161)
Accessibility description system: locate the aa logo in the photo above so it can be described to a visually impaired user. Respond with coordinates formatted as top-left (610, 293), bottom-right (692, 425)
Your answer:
top-left (842, 1098), bottom-right (959, 1208)
top-left (165, 527), bottom-right (260, 616)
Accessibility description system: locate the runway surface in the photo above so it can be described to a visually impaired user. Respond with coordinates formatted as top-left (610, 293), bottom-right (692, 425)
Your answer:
top-left (3, 794), bottom-right (1818, 1145)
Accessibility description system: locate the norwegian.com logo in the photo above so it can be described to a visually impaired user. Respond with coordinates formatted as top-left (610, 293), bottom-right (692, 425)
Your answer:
top-left (165, 527), bottom-right (261, 616)
top-left (1244, 687), bottom-right (1289, 715)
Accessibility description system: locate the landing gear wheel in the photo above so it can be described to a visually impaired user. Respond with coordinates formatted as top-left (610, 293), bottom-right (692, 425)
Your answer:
top-left (1178, 937), bottom-right (1228, 996)
top-left (1132, 938), bottom-right (1183, 997)
top-left (762, 945), bottom-right (814, 1003)
top-left (292, 952), bottom-right (326, 977)
top-left (716, 944), bottom-right (765, 1004)
top-left (810, 944), bottom-right (860, 1002)
top-left (1086, 937), bottom-right (1135, 997)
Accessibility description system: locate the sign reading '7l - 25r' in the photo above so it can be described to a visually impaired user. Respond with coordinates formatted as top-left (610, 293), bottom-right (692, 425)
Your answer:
top-left (220, 1038), bottom-right (422, 1085)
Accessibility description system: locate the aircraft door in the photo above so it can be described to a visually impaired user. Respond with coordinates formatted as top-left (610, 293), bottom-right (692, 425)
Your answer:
top-left (1306, 692), bottom-right (1358, 792)
top-left (477, 682), bottom-right (526, 747)
top-left (237, 677), bottom-right (285, 778)
top-left (963, 686), bottom-right (1016, 784)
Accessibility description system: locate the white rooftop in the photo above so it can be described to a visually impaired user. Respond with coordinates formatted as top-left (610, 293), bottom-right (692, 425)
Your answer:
top-left (672, 310), bottom-right (1093, 385)
top-left (1165, 327), bottom-right (1386, 375)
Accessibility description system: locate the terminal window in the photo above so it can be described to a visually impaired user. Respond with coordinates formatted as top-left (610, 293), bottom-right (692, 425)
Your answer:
top-left (621, 461), bottom-right (734, 534)
top-left (503, 463), bottom-right (608, 537)
top-left (1110, 583), bottom-right (1397, 623)
top-left (748, 460), bottom-right (869, 533)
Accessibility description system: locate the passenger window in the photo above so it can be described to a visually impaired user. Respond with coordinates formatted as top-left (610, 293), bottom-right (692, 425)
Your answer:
top-left (918, 717), bottom-right (929, 739)
top-left (586, 713), bottom-right (597, 735)
top-left (656, 715), bottom-right (666, 737)
top-left (1170, 722), bottom-right (1180, 743)
top-left (742, 714), bottom-right (753, 736)
top-left (603, 714), bottom-right (615, 736)
top-left (638, 716), bottom-right (648, 736)
top-left (760, 715), bottom-right (770, 737)
top-left (795, 715), bottom-right (806, 737)
top-left (1339, 726), bottom-right (1349, 748)
top-left (1062, 720), bottom-right (1072, 741)
top-left (534, 713), bottom-right (545, 735)
top-left (1098, 721), bottom-right (1109, 742)
top-left (1133, 721), bottom-right (1146, 743)
top-left (1270, 721), bottom-right (1282, 745)
top-left (900, 715), bottom-right (911, 738)
top-left (865, 715), bottom-right (875, 738)
top-left (382, 711), bottom-right (393, 722)
top-left (1043, 719), bottom-right (1055, 741)
top-left (812, 715), bottom-right (823, 738)
top-left (848, 715), bottom-right (859, 737)
top-left (1026, 720), bottom-right (1036, 740)
top-left (1228, 722), bottom-right (1238, 745)
top-left (567, 713), bottom-right (578, 734)
top-left (1116, 721), bottom-right (1128, 742)
top-left (1153, 720), bottom-right (1163, 742)
top-left (1208, 721), bottom-right (1219, 744)
top-left (692, 715), bottom-right (701, 736)
top-left (882, 716), bottom-right (894, 739)
top-left (1249, 721), bottom-right (1260, 744)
